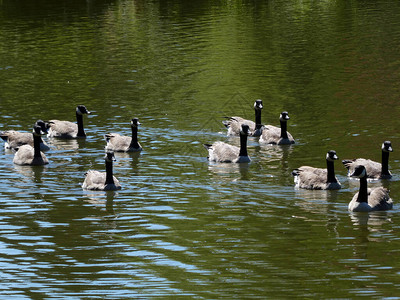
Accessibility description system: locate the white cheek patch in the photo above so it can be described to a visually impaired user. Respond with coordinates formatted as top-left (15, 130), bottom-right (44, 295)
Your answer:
top-left (360, 168), bottom-right (366, 177)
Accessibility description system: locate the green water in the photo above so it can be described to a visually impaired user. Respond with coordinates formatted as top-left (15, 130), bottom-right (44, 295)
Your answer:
top-left (1, 0), bottom-right (400, 298)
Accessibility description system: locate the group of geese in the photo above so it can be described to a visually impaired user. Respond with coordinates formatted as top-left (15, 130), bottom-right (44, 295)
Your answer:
top-left (1, 105), bottom-right (142, 192)
top-left (204, 99), bottom-right (394, 213)
top-left (0, 102), bottom-right (394, 212)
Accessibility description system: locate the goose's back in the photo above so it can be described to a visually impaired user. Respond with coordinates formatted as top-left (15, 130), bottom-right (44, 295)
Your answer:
top-left (349, 187), bottom-right (393, 211)
top-left (223, 117), bottom-right (255, 136)
top-left (260, 125), bottom-right (294, 145)
top-left (294, 166), bottom-right (339, 190)
top-left (105, 134), bottom-right (133, 152)
top-left (1, 131), bottom-right (33, 149)
top-left (13, 145), bottom-right (48, 165)
top-left (369, 187), bottom-right (393, 210)
top-left (48, 120), bottom-right (78, 138)
top-left (82, 170), bottom-right (121, 191)
top-left (344, 158), bottom-right (382, 178)
top-left (207, 141), bottom-right (240, 163)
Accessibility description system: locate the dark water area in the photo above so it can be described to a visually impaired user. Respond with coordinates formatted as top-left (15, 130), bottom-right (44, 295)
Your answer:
top-left (1, 0), bottom-right (400, 298)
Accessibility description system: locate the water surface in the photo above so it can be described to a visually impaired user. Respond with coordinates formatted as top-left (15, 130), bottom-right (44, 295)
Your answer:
top-left (1, 0), bottom-right (400, 298)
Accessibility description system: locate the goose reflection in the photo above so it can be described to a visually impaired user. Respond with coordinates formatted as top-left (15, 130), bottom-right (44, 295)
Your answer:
top-left (83, 190), bottom-right (118, 215)
top-left (13, 164), bottom-right (46, 183)
top-left (207, 161), bottom-right (250, 181)
top-left (294, 188), bottom-right (340, 214)
top-left (349, 211), bottom-right (393, 228)
top-left (48, 138), bottom-right (86, 150)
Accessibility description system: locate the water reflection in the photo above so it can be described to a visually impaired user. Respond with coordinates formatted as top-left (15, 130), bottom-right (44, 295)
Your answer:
top-left (349, 211), bottom-right (393, 229)
top-left (13, 164), bottom-right (46, 183)
top-left (47, 138), bottom-right (86, 151)
top-left (1, 0), bottom-right (400, 298)
top-left (206, 161), bottom-right (250, 181)
top-left (83, 190), bottom-right (118, 215)
top-left (294, 188), bottom-right (341, 215)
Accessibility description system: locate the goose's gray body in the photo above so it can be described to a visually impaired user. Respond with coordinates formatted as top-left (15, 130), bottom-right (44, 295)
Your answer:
top-left (342, 141), bottom-right (393, 180)
top-left (82, 151), bottom-right (121, 191)
top-left (259, 111), bottom-right (295, 145)
top-left (82, 170), bottom-right (121, 191)
top-left (48, 105), bottom-right (91, 139)
top-left (292, 150), bottom-right (341, 190)
top-left (105, 118), bottom-right (142, 152)
top-left (13, 124), bottom-right (49, 166)
top-left (1, 120), bottom-right (50, 151)
top-left (223, 100), bottom-right (263, 137)
top-left (348, 165), bottom-right (393, 212)
top-left (204, 124), bottom-right (251, 163)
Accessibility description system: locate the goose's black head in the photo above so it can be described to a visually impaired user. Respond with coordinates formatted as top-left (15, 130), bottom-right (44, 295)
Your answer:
top-left (280, 111), bottom-right (290, 122)
top-left (76, 105), bottom-right (91, 115)
top-left (131, 118), bottom-right (141, 127)
top-left (326, 150), bottom-right (338, 162)
top-left (382, 141), bottom-right (393, 152)
top-left (254, 99), bottom-right (263, 110)
top-left (240, 124), bottom-right (251, 136)
top-left (105, 151), bottom-right (116, 162)
top-left (33, 123), bottom-right (47, 136)
top-left (350, 165), bottom-right (367, 179)
top-left (35, 120), bottom-right (49, 135)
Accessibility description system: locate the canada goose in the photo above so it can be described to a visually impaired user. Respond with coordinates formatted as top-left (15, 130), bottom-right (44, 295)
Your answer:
top-left (348, 165), bottom-right (393, 212)
top-left (13, 123), bottom-right (49, 166)
top-left (204, 124), bottom-right (251, 163)
top-left (0, 120), bottom-right (50, 151)
top-left (259, 111), bottom-right (295, 145)
top-left (47, 105), bottom-right (91, 138)
top-left (82, 151), bottom-right (121, 191)
top-left (292, 150), bottom-right (341, 190)
top-left (222, 99), bottom-right (263, 137)
top-left (342, 141), bottom-right (393, 179)
top-left (105, 118), bottom-right (142, 152)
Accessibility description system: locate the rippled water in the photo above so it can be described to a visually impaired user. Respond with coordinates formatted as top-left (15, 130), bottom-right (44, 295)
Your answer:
top-left (1, 0), bottom-right (400, 298)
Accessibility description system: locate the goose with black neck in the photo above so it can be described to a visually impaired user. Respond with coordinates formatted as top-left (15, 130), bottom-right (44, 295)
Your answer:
top-left (348, 165), bottom-right (393, 212)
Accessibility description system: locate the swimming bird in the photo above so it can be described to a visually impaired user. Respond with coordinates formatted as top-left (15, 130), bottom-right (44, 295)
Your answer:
top-left (222, 99), bottom-right (263, 136)
top-left (342, 141), bottom-right (393, 179)
top-left (47, 105), bottom-right (91, 138)
top-left (13, 123), bottom-right (49, 166)
top-left (204, 124), bottom-right (251, 163)
top-left (259, 111), bottom-right (295, 145)
top-left (292, 150), bottom-right (341, 190)
top-left (82, 151), bottom-right (121, 191)
top-left (348, 165), bottom-right (393, 212)
top-left (0, 120), bottom-right (50, 151)
top-left (105, 118), bottom-right (142, 152)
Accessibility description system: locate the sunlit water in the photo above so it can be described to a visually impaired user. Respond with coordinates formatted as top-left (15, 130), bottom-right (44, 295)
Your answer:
top-left (1, 0), bottom-right (400, 298)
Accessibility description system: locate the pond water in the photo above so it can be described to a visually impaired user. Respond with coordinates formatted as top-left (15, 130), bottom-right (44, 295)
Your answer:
top-left (1, 0), bottom-right (400, 298)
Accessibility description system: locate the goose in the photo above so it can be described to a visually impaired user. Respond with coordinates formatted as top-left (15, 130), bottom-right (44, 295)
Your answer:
top-left (204, 124), bottom-right (251, 163)
top-left (292, 150), bottom-right (341, 190)
top-left (348, 165), bottom-right (393, 212)
top-left (342, 141), bottom-right (393, 179)
top-left (259, 111), bottom-right (295, 145)
top-left (0, 120), bottom-right (50, 151)
top-left (13, 123), bottom-right (49, 166)
top-left (47, 105), bottom-right (91, 138)
top-left (105, 118), bottom-right (142, 152)
top-left (222, 99), bottom-right (263, 137)
top-left (82, 151), bottom-right (121, 191)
